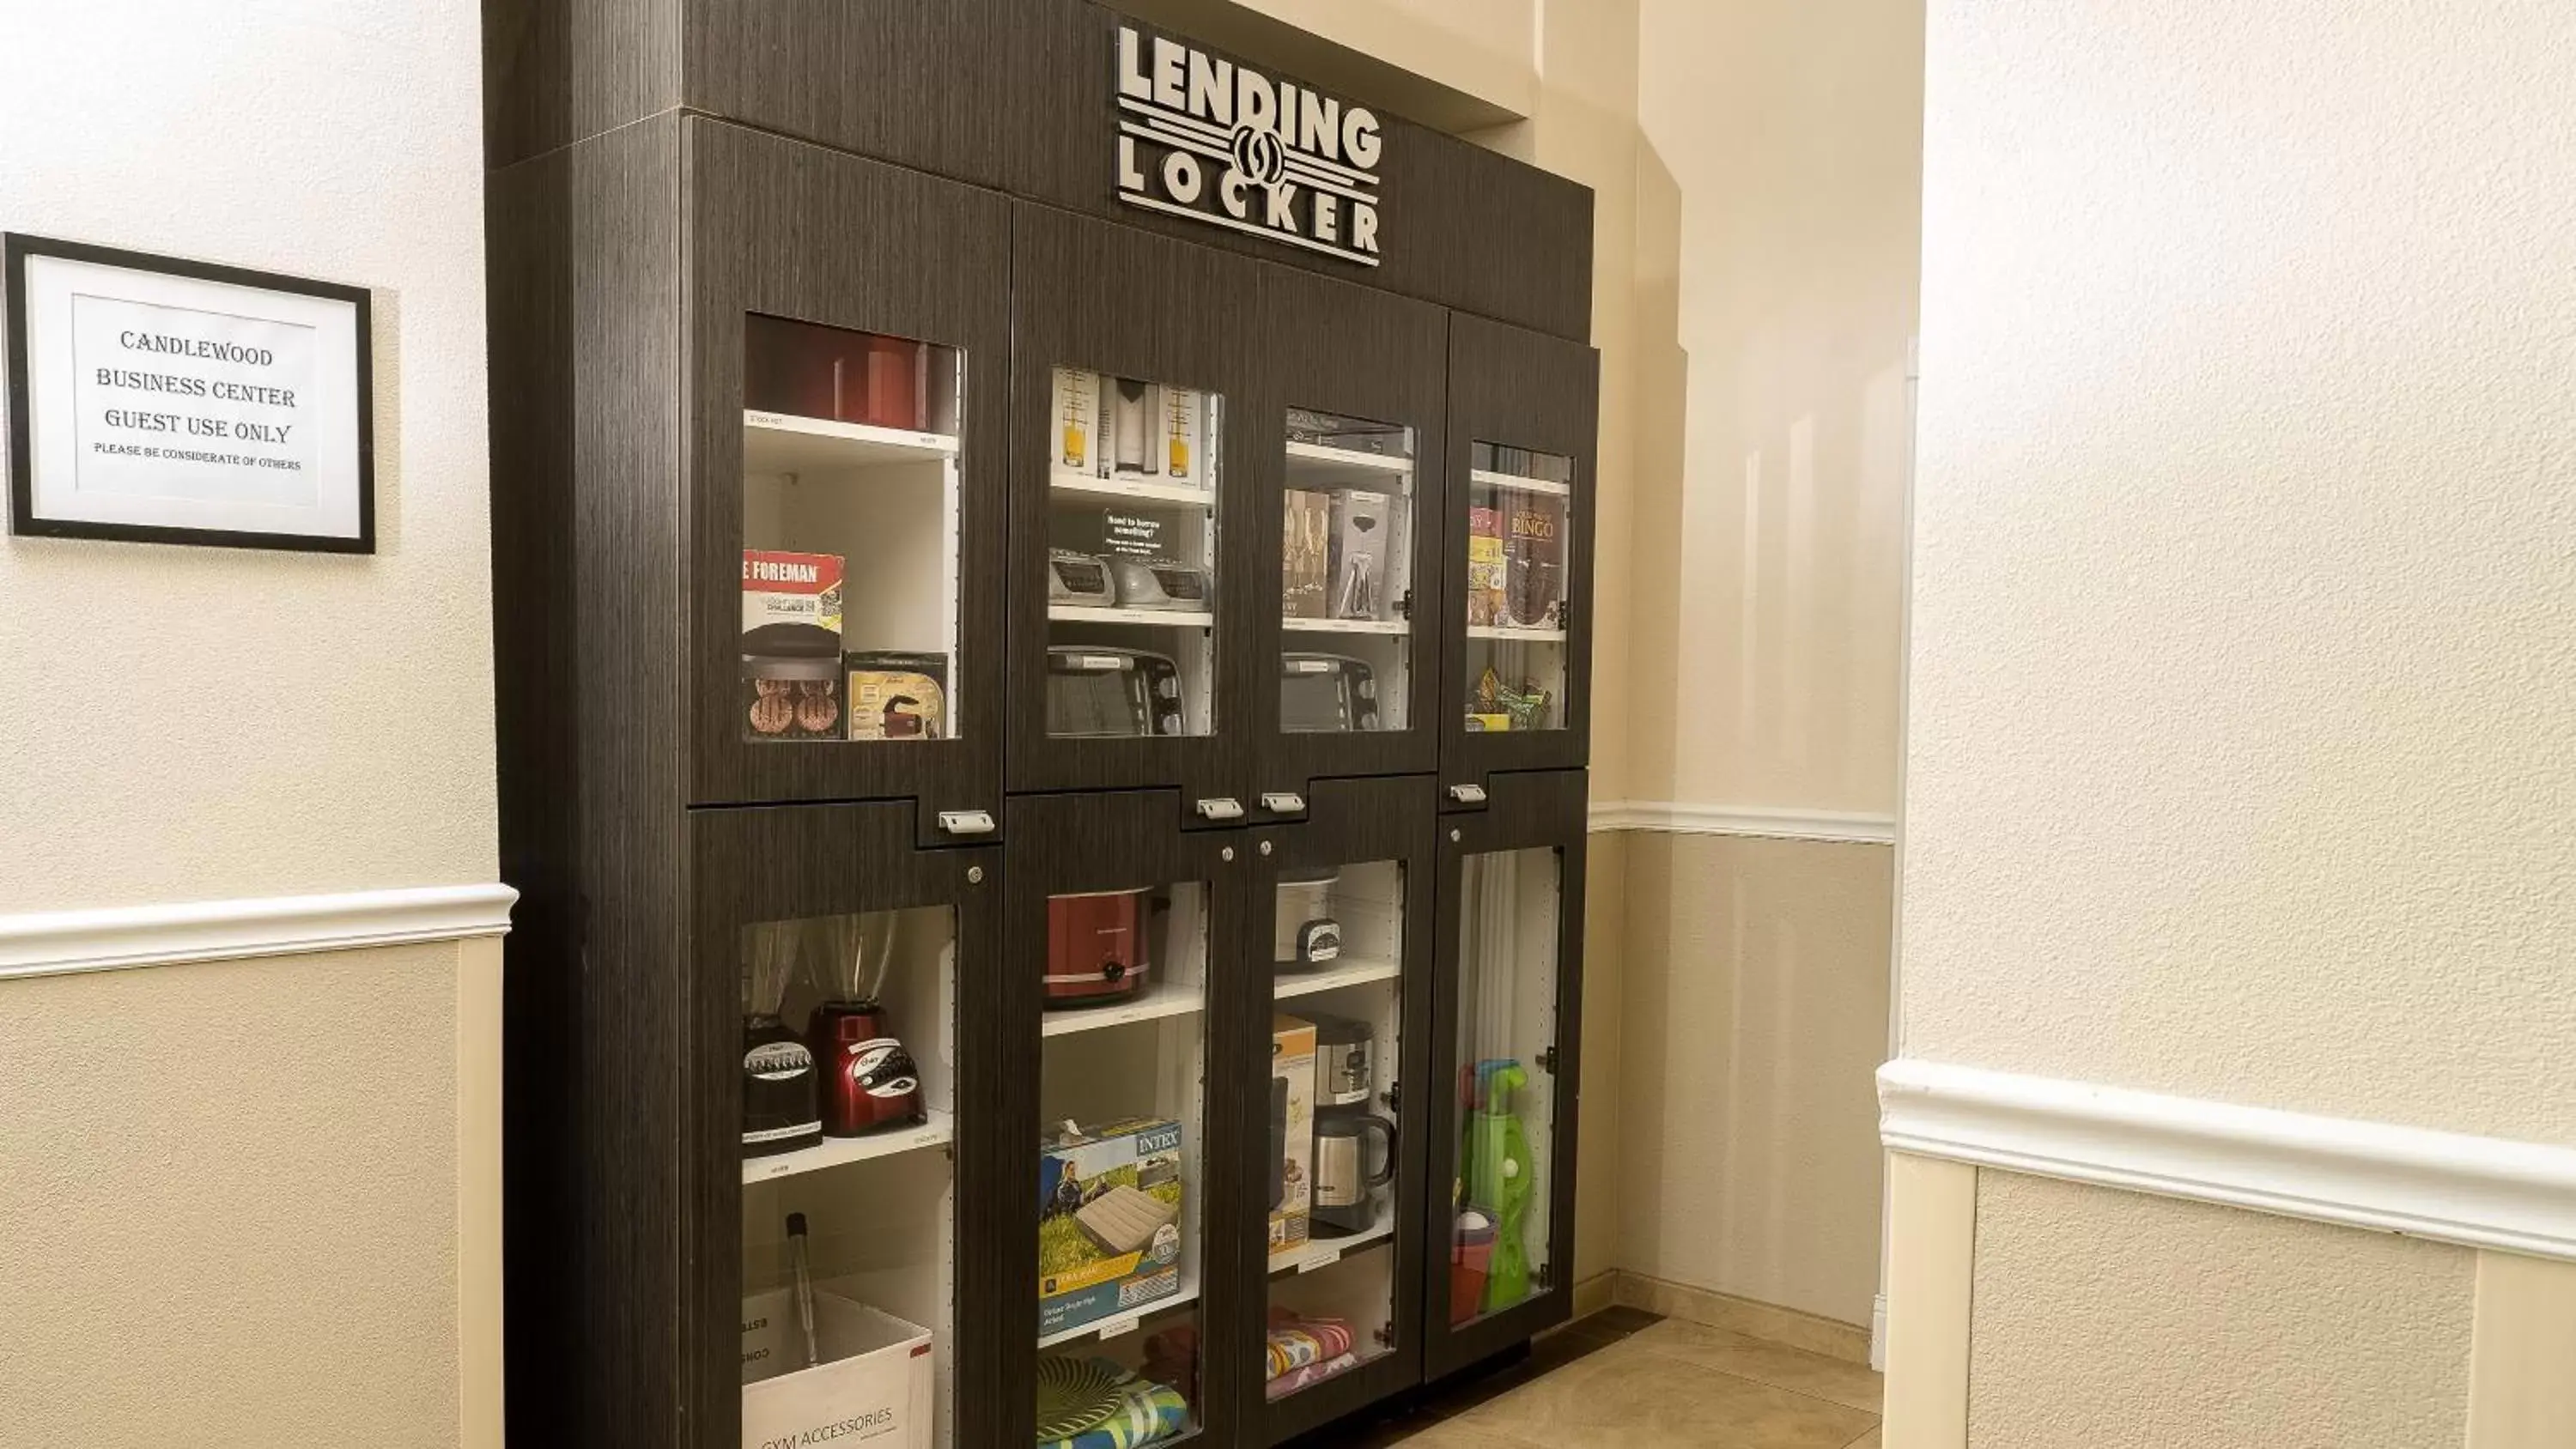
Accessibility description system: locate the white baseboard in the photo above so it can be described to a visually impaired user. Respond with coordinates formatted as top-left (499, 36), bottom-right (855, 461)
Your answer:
top-left (0, 882), bottom-right (519, 980)
top-left (1880, 1058), bottom-right (2576, 1262)
top-left (1589, 800), bottom-right (1897, 845)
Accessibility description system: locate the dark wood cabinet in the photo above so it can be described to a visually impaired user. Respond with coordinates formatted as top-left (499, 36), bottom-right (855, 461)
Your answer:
top-left (687, 121), bottom-right (1012, 834)
top-left (1242, 776), bottom-right (1440, 1442)
top-left (1005, 203), bottom-right (1263, 821)
top-left (1250, 270), bottom-right (1449, 808)
top-left (1418, 767), bottom-right (1590, 1378)
top-left (488, 8), bottom-right (1597, 1448)
top-left (1438, 316), bottom-right (1601, 806)
top-left (998, 790), bottom-right (1263, 1445)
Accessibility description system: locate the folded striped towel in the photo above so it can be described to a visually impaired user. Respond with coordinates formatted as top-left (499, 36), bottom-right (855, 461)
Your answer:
top-left (1264, 1313), bottom-right (1355, 1379)
top-left (1266, 1351), bottom-right (1359, 1401)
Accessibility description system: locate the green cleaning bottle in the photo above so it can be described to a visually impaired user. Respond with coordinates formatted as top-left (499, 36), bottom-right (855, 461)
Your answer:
top-left (1466, 1061), bottom-right (1535, 1313)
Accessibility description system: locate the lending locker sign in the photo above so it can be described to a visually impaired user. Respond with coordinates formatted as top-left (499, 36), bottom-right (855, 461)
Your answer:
top-left (1114, 25), bottom-right (1384, 267)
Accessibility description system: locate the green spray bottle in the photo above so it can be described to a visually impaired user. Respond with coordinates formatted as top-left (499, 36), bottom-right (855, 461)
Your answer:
top-left (1465, 1060), bottom-right (1534, 1313)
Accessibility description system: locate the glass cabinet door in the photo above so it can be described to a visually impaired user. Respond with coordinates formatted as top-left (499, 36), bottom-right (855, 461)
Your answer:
top-left (1460, 446), bottom-right (1574, 735)
top-left (739, 315), bottom-right (967, 748)
top-left (738, 905), bottom-right (961, 1446)
top-left (1263, 856), bottom-right (1408, 1406)
top-left (1033, 876), bottom-right (1212, 1443)
top-left (1446, 846), bottom-right (1562, 1328)
top-left (1043, 368), bottom-right (1223, 742)
top-left (1279, 411), bottom-right (1416, 737)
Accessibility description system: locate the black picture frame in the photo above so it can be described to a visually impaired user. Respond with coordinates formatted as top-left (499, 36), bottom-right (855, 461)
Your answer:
top-left (5, 231), bottom-right (376, 554)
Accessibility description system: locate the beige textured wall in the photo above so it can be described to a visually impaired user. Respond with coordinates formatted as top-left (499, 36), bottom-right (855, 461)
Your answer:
top-left (1607, 0), bottom-right (1919, 1333)
top-left (1619, 834), bottom-right (1892, 1325)
top-left (0, 946), bottom-right (470, 1446)
top-left (0, 3), bottom-right (500, 1442)
top-left (0, 0), bottom-right (497, 915)
top-left (1902, 0), bottom-right (2576, 1443)
top-left (1904, 0), bottom-right (2576, 1143)
top-left (1627, 0), bottom-right (1918, 813)
top-left (1969, 1173), bottom-right (2477, 1447)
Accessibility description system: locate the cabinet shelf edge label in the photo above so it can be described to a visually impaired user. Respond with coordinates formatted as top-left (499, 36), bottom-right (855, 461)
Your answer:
top-left (1114, 26), bottom-right (1384, 269)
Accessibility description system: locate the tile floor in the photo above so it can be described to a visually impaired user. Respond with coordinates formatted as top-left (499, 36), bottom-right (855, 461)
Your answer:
top-left (1301, 1307), bottom-right (1883, 1448)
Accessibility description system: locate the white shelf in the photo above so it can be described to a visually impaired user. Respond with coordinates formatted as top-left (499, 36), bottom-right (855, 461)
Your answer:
top-left (1049, 603), bottom-right (1217, 629)
top-left (1268, 1219), bottom-right (1394, 1277)
top-left (1039, 1280), bottom-right (1202, 1349)
top-left (1274, 956), bottom-right (1402, 1000)
top-left (1467, 624), bottom-right (1568, 643)
top-left (1050, 470), bottom-right (1216, 508)
top-left (744, 410), bottom-right (958, 473)
top-left (1281, 616), bottom-right (1409, 637)
top-left (741, 1110), bottom-right (955, 1185)
top-left (1285, 440), bottom-right (1414, 479)
top-left (1041, 985), bottom-right (1206, 1038)
top-left (1470, 468), bottom-right (1571, 497)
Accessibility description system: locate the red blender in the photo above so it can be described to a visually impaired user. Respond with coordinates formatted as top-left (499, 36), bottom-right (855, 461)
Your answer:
top-left (808, 914), bottom-right (924, 1136)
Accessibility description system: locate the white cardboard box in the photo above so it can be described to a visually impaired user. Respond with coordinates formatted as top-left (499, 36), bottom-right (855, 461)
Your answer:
top-left (742, 1288), bottom-right (933, 1449)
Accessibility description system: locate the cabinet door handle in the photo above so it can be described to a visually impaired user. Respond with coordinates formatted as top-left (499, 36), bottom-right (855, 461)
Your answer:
top-left (1260, 791), bottom-right (1305, 814)
top-left (936, 809), bottom-right (996, 835)
top-left (1195, 797), bottom-right (1245, 821)
top-left (1447, 783), bottom-right (1487, 804)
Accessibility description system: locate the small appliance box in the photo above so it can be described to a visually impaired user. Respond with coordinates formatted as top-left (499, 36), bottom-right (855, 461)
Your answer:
top-left (1160, 385), bottom-right (1202, 483)
top-left (1282, 489), bottom-right (1332, 619)
top-left (1329, 490), bottom-right (1392, 621)
top-left (1465, 506), bottom-right (1507, 626)
top-left (1054, 367), bottom-right (1100, 475)
top-left (743, 549), bottom-right (845, 636)
top-left (846, 652), bottom-right (948, 741)
top-left (740, 1287), bottom-right (933, 1449)
top-left (1038, 1117), bottom-right (1187, 1337)
top-left (742, 550), bottom-right (848, 742)
top-left (1268, 1016), bottom-right (1318, 1260)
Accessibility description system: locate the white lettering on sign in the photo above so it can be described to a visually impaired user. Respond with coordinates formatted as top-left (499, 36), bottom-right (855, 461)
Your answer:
top-left (1114, 25), bottom-right (1382, 268)
top-left (70, 294), bottom-right (319, 506)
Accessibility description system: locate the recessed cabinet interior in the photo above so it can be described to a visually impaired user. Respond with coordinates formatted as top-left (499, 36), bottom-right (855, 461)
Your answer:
top-left (488, 9), bottom-right (1595, 1448)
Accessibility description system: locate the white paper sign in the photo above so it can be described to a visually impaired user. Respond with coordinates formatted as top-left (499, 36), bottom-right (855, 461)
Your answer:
top-left (9, 236), bottom-right (371, 549)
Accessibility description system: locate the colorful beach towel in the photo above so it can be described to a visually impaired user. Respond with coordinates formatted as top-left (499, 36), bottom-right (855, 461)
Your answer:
top-left (1264, 1312), bottom-right (1355, 1380)
top-left (1034, 1359), bottom-right (1188, 1449)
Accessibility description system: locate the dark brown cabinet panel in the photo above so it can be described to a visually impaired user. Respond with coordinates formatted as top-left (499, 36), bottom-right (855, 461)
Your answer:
top-left (1439, 315), bottom-right (1601, 804)
top-left (998, 790), bottom-right (1262, 1446)
top-left (689, 803), bottom-right (1004, 1447)
top-left (483, 0), bottom-right (1594, 345)
top-left (1242, 777), bottom-right (1440, 1442)
top-left (686, 119), bottom-right (1012, 834)
top-left (1418, 767), bottom-right (1589, 1379)
top-left (1251, 269), bottom-right (1449, 808)
top-left (1006, 202), bottom-right (1265, 822)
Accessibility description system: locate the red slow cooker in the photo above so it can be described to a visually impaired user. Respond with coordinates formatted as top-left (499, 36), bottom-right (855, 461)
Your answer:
top-left (1045, 888), bottom-right (1153, 1007)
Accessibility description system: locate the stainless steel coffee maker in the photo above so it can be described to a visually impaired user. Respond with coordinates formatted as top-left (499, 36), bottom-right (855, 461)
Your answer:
top-left (1307, 1012), bottom-right (1396, 1238)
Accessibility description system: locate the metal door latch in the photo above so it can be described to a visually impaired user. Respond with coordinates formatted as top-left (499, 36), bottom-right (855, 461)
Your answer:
top-left (936, 809), bottom-right (996, 835)
top-left (1260, 791), bottom-right (1306, 814)
top-left (1195, 797), bottom-right (1245, 821)
top-left (1447, 783), bottom-right (1488, 804)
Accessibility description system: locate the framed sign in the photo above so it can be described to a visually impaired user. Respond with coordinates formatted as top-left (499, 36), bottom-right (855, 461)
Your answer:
top-left (5, 233), bottom-right (374, 552)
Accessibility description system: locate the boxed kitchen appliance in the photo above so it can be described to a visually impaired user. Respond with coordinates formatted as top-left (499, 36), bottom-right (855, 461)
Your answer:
top-left (740, 1287), bottom-right (933, 1449)
top-left (1329, 489), bottom-right (1392, 621)
top-left (1282, 489), bottom-right (1332, 620)
top-left (1268, 1016), bottom-right (1317, 1261)
top-left (1038, 1117), bottom-right (1187, 1337)
top-left (1465, 506), bottom-right (1506, 627)
top-left (742, 550), bottom-right (846, 741)
top-left (1055, 367), bottom-right (1101, 475)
